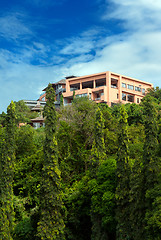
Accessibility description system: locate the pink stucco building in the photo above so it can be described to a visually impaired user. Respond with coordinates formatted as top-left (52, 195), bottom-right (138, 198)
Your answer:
top-left (62, 71), bottom-right (153, 106)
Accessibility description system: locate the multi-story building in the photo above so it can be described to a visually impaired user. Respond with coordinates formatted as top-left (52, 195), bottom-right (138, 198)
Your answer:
top-left (63, 71), bottom-right (153, 106)
top-left (39, 79), bottom-right (66, 108)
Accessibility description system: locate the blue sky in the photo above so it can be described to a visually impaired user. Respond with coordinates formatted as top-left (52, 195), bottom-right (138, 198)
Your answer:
top-left (1, 0), bottom-right (161, 112)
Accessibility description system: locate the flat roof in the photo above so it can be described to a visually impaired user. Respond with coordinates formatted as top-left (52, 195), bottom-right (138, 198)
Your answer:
top-left (66, 70), bottom-right (153, 86)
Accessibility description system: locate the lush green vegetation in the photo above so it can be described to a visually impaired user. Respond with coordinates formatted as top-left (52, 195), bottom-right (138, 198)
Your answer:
top-left (1, 87), bottom-right (161, 239)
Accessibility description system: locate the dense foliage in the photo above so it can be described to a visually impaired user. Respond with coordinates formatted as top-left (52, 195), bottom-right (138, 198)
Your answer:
top-left (1, 87), bottom-right (161, 239)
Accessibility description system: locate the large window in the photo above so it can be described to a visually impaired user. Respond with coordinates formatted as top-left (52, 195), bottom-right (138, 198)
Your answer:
top-left (135, 86), bottom-right (141, 92)
top-left (82, 81), bottom-right (93, 89)
top-left (142, 88), bottom-right (145, 95)
top-left (122, 83), bottom-right (126, 88)
top-left (122, 93), bottom-right (126, 101)
top-left (111, 78), bottom-right (118, 88)
top-left (96, 78), bottom-right (106, 87)
top-left (127, 84), bottom-right (134, 90)
top-left (127, 94), bottom-right (134, 102)
top-left (70, 83), bottom-right (80, 91)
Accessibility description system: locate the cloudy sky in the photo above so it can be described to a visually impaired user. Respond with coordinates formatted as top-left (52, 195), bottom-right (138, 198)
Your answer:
top-left (0, 0), bottom-right (161, 112)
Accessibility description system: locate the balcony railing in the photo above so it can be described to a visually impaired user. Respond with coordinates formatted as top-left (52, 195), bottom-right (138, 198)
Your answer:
top-left (70, 87), bottom-right (79, 91)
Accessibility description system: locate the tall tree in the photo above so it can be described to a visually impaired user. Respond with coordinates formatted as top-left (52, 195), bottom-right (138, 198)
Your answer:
top-left (115, 105), bottom-right (131, 240)
top-left (90, 107), bottom-right (107, 240)
top-left (90, 107), bottom-right (106, 173)
top-left (37, 83), bottom-right (65, 239)
top-left (141, 95), bottom-right (161, 239)
top-left (0, 101), bottom-right (17, 240)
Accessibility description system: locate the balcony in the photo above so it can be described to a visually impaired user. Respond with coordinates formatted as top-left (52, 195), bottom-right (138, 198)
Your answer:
top-left (70, 87), bottom-right (79, 91)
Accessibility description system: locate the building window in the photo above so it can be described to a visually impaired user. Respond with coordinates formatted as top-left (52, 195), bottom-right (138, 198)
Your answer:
top-left (142, 88), bottom-right (145, 95)
top-left (70, 83), bottom-right (80, 91)
top-left (122, 93), bottom-right (126, 101)
top-left (111, 78), bottom-right (118, 88)
top-left (135, 86), bottom-right (141, 92)
top-left (96, 78), bottom-right (106, 87)
top-left (127, 84), bottom-right (134, 90)
top-left (117, 93), bottom-right (119, 99)
top-left (137, 98), bottom-right (139, 103)
top-left (33, 122), bottom-right (40, 129)
top-left (122, 83), bottom-right (126, 88)
top-left (127, 94), bottom-right (134, 102)
top-left (82, 81), bottom-right (93, 89)
top-left (76, 93), bottom-right (88, 98)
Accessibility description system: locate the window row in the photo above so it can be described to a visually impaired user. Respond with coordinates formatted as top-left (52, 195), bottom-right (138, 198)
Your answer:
top-left (122, 83), bottom-right (145, 95)
top-left (122, 93), bottom-right (134, 102)
top-left (76, 93), bottom-right (88, 98)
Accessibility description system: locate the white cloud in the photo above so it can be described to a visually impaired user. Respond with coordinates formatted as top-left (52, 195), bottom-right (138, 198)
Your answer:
top-left (59, 29), bottom-right (102, 55)
top-left (57, 0), bottom-right (161, 87)
top-left (103, 0), bottom-right (161, 31)
top-left (0, 13), bottom-right (32, 41)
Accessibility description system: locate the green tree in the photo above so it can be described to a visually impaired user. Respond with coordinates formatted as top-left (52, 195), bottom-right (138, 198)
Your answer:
top-left (58, 98), bottom-right (97, 240)
top-left (90, 107), bottom-right (106, 177)
top-left (89, 107), bottom-right (106, 240)
top-left (37, 83), bottom-right (65, 240)
top-left (141, 95), bottom-right (161, 239)
top-left (89, 157), bottom-right (116, 240)
top-left (0, 111), bottom-right (7, 126)
top-left (0, 101), bottom-right (17, 239)
top-left (15, 125), bottom-right (36, 159)
top-left (99, 103), bottom-right (118, 156)
top-left (14, 100), bottom-right (38, 125)
top-left (60, 94), bottom-right (63, 106)
top-left (115, 105), bottom-right (131, 240)
top-left (58, 97), bottom-right (96, 177)
top-left (125, 103), bottom-right (143, 125)
top-left (13, 127), bottom-right (45, 240)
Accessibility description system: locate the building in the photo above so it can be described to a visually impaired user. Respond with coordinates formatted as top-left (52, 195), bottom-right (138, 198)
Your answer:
top-left (38, 71), bottom-right (153, 107)
top-left (63, 71), bottom-right (153, 106)
top-left (23, 100), bottom-right (46, 109)
top-left (30, 115), bottom-right (45, 129)
top-left (39, 79), bottom-right (66, 108)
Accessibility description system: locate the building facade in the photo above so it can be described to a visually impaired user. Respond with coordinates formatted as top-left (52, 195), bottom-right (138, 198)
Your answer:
top-left (23, 100), bottom-right (46, 109)
top-left (62, 71), bottom-right (153, 106)
top-left (39, 79), bottom-right (66, 108)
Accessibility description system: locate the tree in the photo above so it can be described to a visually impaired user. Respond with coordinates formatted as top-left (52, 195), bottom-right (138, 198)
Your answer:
top-left (125, 103), bottom-right (143, 125)
top-left (89, 157), bottom-right (116, 240)
top-left (15, 125), bottom-right (36, 160)
top-left (37, 83), bottom-right (65, 240)
top-left (141, 95), bottom-right (161, 239)
top-left (115, 104), bottom-right (131, 240)
top-left (0, 101), bottom-right (17, 239)
top-left (90, 107), bottom-right (106, 177)
top-left (57, 98), bottom-right (97, 240)
top-left (14, 100), bottom-right (38, 125)
top-left (99, 103), bottom-right (118, 156)
top-left (58, 97), bottom-right (96, 176)
top-left (89, 107), bottom-right (110, 240)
